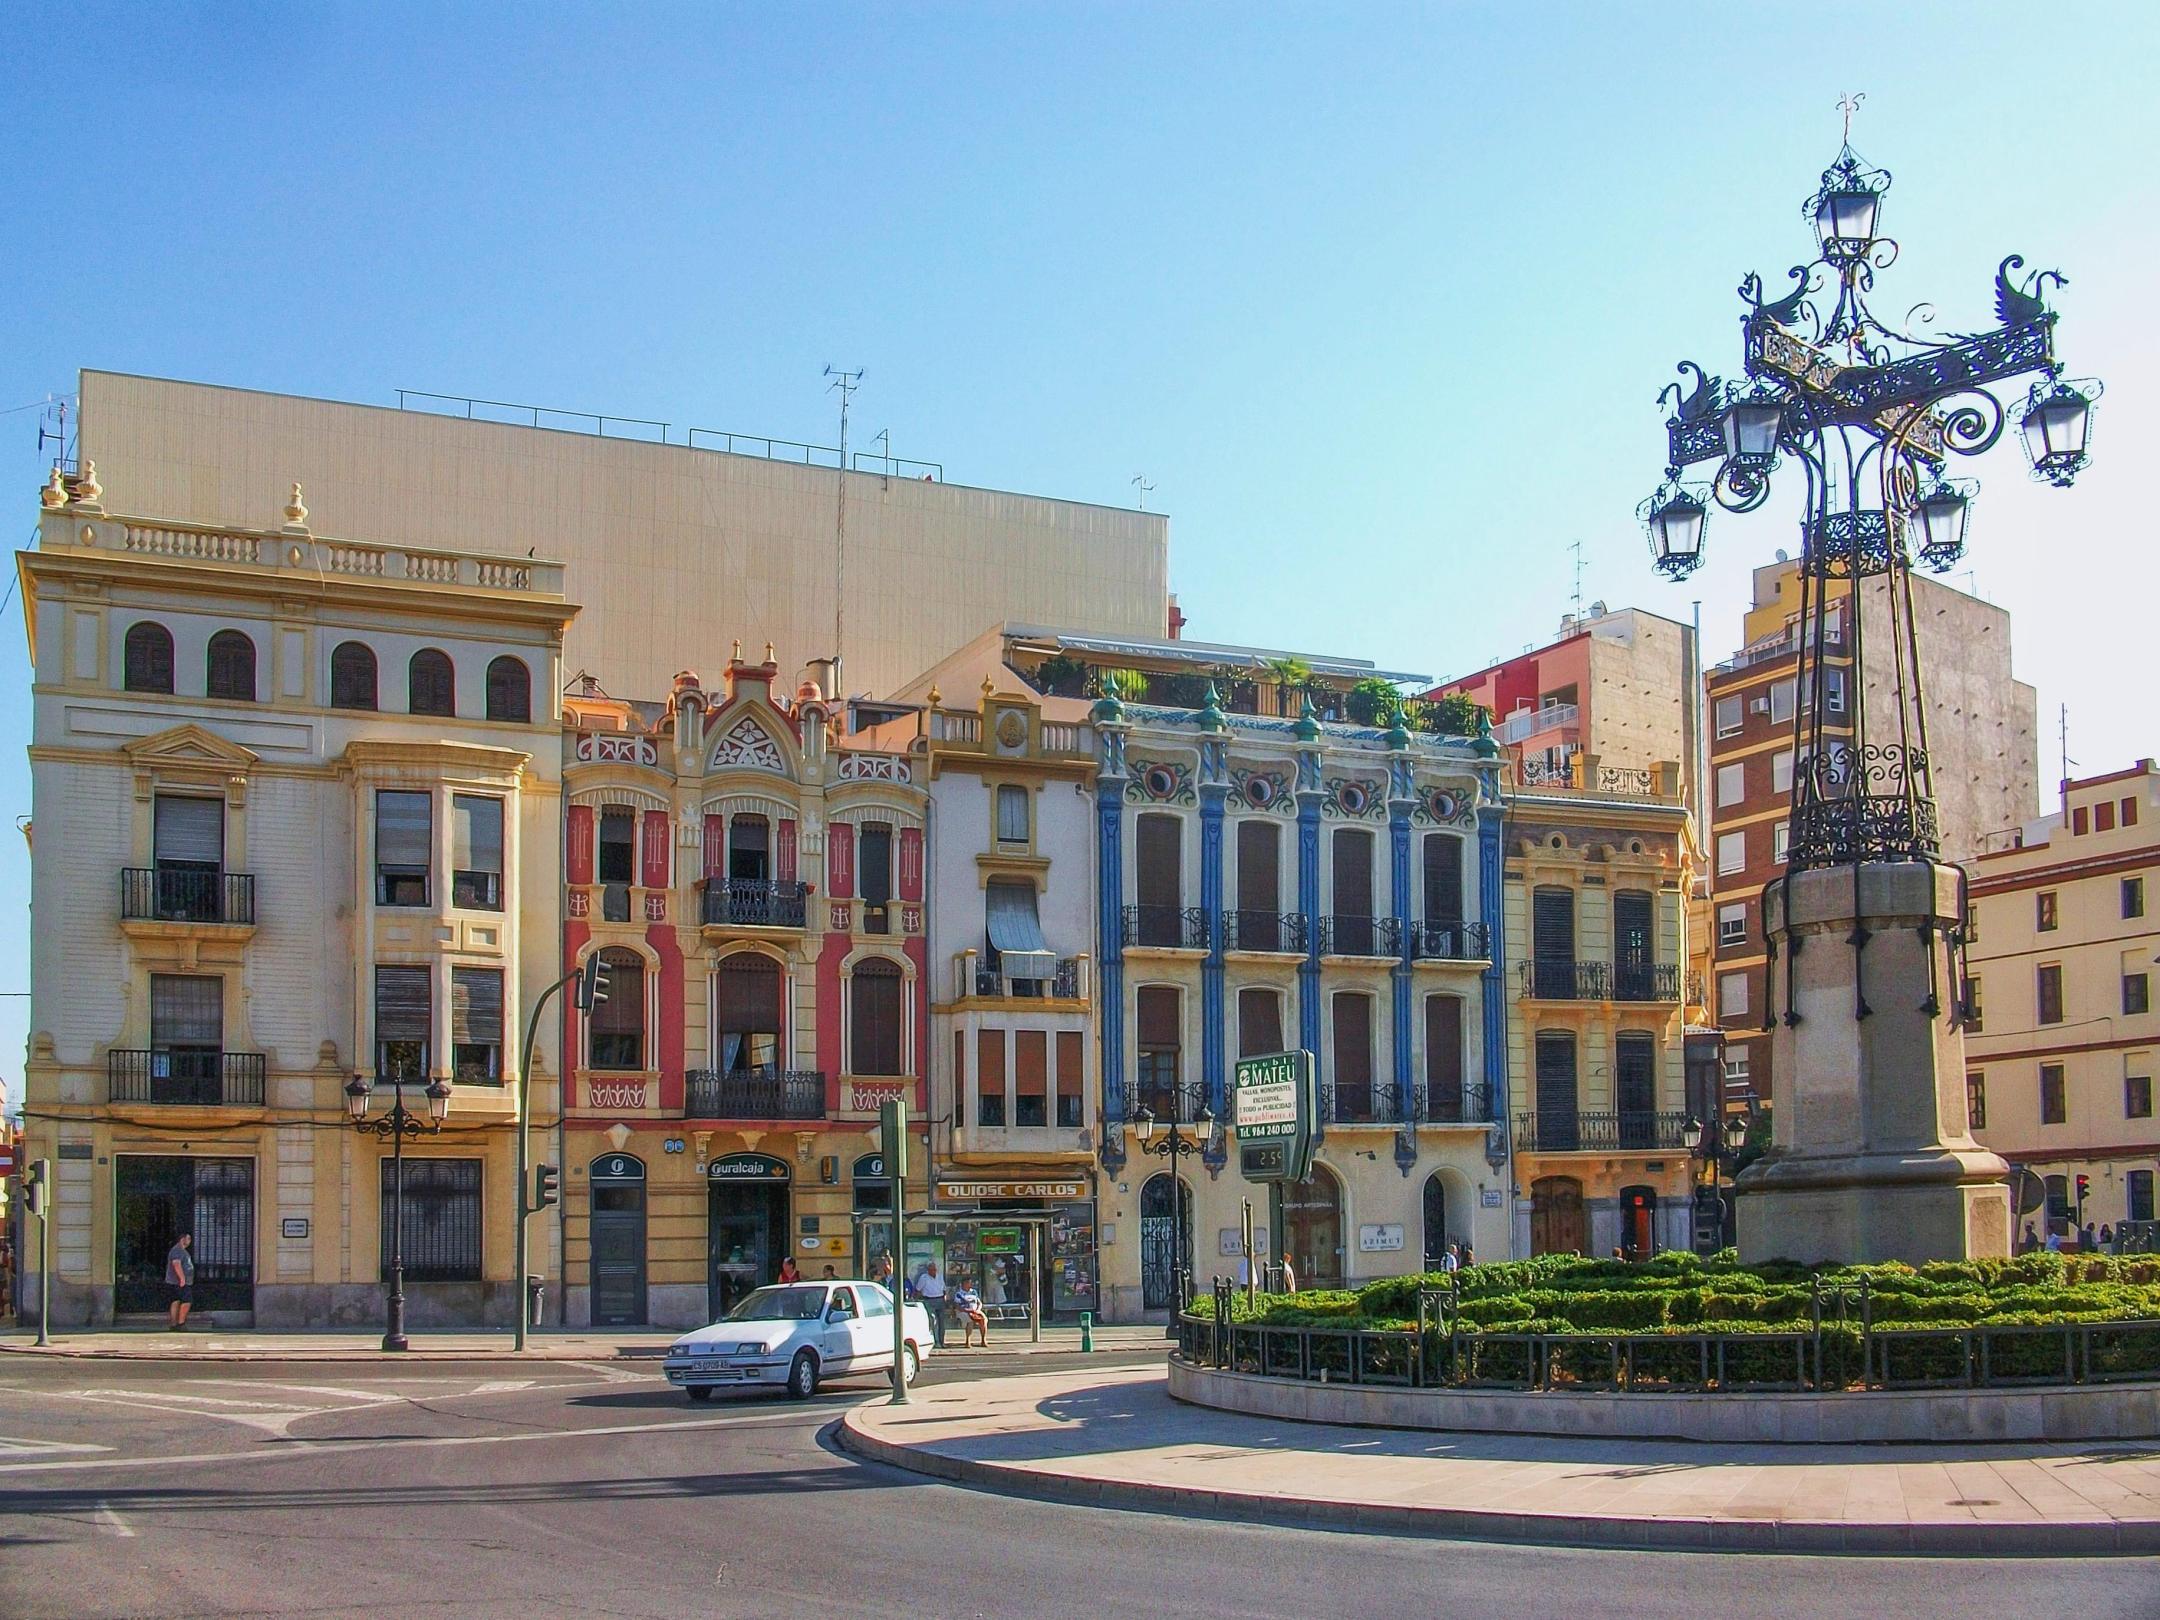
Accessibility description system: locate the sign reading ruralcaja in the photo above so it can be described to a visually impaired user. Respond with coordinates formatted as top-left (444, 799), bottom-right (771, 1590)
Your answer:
top-left (1233, 1050), bottom-right (1316, 1183)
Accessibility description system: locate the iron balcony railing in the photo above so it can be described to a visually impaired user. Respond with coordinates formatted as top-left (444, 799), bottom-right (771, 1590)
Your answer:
top-left (108, 1048), bottom-right (267, 1107)
top-left (1319, 1079), bottom-right (1422, 1126)
top-left (684, 1067), bottom-right (827, 1120)
top-left (120, 868), bottom-right (256, 926)
top-left (973, 957), bottom-right (1084, 999)
top-left (1319, 915), bottom-right (1399, 958)
top-left (1408, 920), bottom-right (1489, 961)
top-left (1223, 909), bottom-right (1309, 954)
top-left (1123, 1081), bottom-right (1212, 1126)
top-left (1614, 962), bottom-right (1682, 1002)
top-left (700, 879), bottom-right (809, 929)
top-left (1423, 1082), bottom-right (1495, 1126)
top-left (1521, 960), bottom-right (1678, 1001)
top-left (1514, 1109), bottom-right (1692, 1153)
top-left (1123, 904), bottom-right (1211, 949)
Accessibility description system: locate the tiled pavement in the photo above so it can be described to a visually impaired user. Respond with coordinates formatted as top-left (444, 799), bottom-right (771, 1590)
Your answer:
top-left (840, 1363), bottom-right (2160, 1554)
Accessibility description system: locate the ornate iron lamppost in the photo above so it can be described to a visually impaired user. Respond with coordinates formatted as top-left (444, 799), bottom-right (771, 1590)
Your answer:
top-left (1641, 109), bottom-right (2100, 881)
top-left (1134, 1084), bottom-right (1223, 1334)
top-left (347, 1072), bottom-right (452, 1352)
top-left (1682, 1111), bottom-right (1751, 1250)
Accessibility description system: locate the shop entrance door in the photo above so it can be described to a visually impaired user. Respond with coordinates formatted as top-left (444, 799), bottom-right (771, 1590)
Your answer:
top-left (707, 1176), bottom-right (788, 1322)
top-left (1139, 1174), bottom-right (1191, 1310)
top-left (1283, 1165), bottom-right (1344, 1289)
top-left (115, 1156), bottom-right (255, 1316)
top-left (1531, 1176), bottom-right (1586, 1256)
top-left (589, 1153), bottom-right (647, 1326)
top-left (1621, 1185), bottom-right (1657, 1261)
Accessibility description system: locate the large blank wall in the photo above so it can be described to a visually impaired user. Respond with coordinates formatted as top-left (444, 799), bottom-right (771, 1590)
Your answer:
top-left (78, 371), bottom-right (1171, 702)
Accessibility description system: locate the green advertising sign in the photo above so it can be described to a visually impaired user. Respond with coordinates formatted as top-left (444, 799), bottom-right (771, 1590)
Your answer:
top-left (1234, 1050), bottom-right (1316, 1183)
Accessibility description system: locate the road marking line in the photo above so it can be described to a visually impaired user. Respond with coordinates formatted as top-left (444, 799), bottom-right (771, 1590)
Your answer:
top-left (0, 1406), bottom-right (823, 1475)
top-left (95, 1500), bottom-right (135, 1537)
top-left (0, 1436), bottom-right (112, 1457)
top-left (472, 1379), bottom-right (534, 1394)
top-left (203, 1381), bottom-right (390, 1402)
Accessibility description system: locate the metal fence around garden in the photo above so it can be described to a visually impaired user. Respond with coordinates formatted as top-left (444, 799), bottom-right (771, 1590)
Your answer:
top-left (1173, 1277), bottom-right (2160, 1394)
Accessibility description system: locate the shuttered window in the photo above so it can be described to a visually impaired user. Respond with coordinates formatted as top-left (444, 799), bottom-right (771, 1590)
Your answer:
top-left (589, 949), bottom-right (645, 1070)
top-left (151, 974), bottom-right (222, 1048)
top-left (206, 630), bottom-right (256, 701)
top-left (331, 641), bottom-right (378, 710)
top-left (996, 785), bottom-right (1030, 843)
top-left (717, 955), bottom-right (782, 1072)
top-left (1332, 829), bottom-right (1374, 919)
top-left (850, 959), bottom-right (903, 1076)
top-left (1137, 985), bottom-right (1181, 1117)
top-left (976, 1028), bottom-right (1006, 1126)
top-left (1237, 987), bottom-right (1283, 1059)
top-left (485, 656), bottom-right (531, 723)
top-left (408, 649), bottom-right (455, 717)
top-left (1236, 820), bottom-right (1279, 913)
top-left (376, 792), bottom-right (432, 906)
top-left (1015, 1030), bottom-right (1048, 1127)
top-left (154, 796), bottom-right (223, 869)
top-left (1422, 833), bottom-right (1463, 923)
top-left (1424, 995), bottom-right (1464, 1115)
top-left (1056, 1030), bottom-right (1084, 1127)
top-left (451, 795), bottom-right (504, 911)
top-left (597, 808), bottom-right (636, 885)
top-left (375, 965), bottom-right (431, 1079)
top-left (860, 823), bottom-right (894, 933)
top-left (124, 622), bottom-right (174, 694)
top-left (1332, 992), bottom-right (1373, 1118)
top-left (451, 967), bottom-right (504, 1083)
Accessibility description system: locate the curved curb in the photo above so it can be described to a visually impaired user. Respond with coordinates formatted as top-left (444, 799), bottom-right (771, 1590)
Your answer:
top-left (837, 1402), bottom-right (2160, 1557)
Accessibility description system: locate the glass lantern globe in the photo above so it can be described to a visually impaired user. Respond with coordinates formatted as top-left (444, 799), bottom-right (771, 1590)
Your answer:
top-left (1641, 484), bottom-right (1707, 578)
top-left (1681, 1115), bottom-right (1705, 1153)
top-left (1135, 1107), bottom-right (1158, 1146)
top-left (1723, 1114), bottom-right (1751, 1155)
top-left (1813, 186), bottom-right (1880, 258)
top-left (2020, 380), bottom-right (2099, 485)
top-left (425, 1078), bottom-right (454, 1124)
top-left (1913, 481), bottom-right (1973, 571)
top-left (344, 1075), bottom-right (372, 1122)
top-left (1721, 393), bottom-right (1786, 465)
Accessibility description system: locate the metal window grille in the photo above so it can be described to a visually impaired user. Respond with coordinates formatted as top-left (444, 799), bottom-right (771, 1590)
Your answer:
top-left (381, 1158), bottom-right (482, 1282)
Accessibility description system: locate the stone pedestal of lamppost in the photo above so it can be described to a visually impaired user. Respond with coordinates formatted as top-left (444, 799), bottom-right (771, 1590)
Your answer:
top-left (1734, 861), bottom-right (2011, 1265)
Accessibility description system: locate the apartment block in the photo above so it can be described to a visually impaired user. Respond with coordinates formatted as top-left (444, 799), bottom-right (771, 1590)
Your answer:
top-left (1965, 762), bottom-right (2160, 1237)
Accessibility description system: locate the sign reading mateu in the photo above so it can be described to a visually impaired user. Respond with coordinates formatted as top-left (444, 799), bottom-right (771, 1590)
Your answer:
top-left (1233, 1050), bottom-right (1316, 1183)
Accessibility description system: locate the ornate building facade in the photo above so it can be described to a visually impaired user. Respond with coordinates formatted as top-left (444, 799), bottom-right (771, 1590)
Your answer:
top-left (1088, 687), bottom-right (1509, 1319)
top-left (556, 648), bottom-right (929, 1328)
top-left (20, 479), bottom-right (571, 1327)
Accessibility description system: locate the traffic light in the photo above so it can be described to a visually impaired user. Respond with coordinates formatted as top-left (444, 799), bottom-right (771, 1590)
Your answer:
top-left (576, 954), bottom-right (611, 1013)
top-left (2076, 1173), bottom-right (2091, 1207)
top-left (533, 1163), bottom-right (560, 1210)
top-left (23, 1158), bottom-right (50, 1220)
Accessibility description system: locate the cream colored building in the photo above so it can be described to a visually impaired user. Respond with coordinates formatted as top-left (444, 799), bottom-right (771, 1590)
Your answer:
top-left (18, 476), bottom-right (572, 1327)
top-left (1965, 761), bottom-right (2160, 1238)
top-left (71, 370), bottom-right (1170, 704)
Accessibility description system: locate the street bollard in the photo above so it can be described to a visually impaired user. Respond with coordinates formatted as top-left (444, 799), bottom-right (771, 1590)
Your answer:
top-left (1079, 1310), bottom-right (1093, 1353)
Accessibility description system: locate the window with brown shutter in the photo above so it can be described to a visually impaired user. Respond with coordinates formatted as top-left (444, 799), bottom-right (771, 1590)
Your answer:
top-left (124, 622), bottom-right (175, 694)
top-left (1015, 1031), bottom-right (1048, 1127)
top-left (1237, 987), bottom-right (1283, 1059)
top-left (451, 967), bottom-right (504, 1083)
top-left (1137, 985), bottom-right (1182, 1116)
top-left (485, 656), bottom-right (531, 723)
top-left (717, 955), bottom-right (782, 1072)
top-left (589, 949), bottom-right (645, 1070)
top-left (976, 1028), bottom-right (1006, 1126)
top-left (206, 630), bottom-right (256, 702)
top-left (408, 648), bottom-right (456, 717)
top-left (376, 791), bottom-right (432, 907)
top-left (331, 641), bottom-right (378, 710)
top-left (1332, 992), bottom-right (1373, 1119)
top-left (850, 958), bottom-right (903, 1076)
top-left (1056, 1030), bottom-right (1083, 1127)
top-left (1424, 995), bottom-right (1463, 1117)
top-left (375, 965), bottom-right (431, 1080)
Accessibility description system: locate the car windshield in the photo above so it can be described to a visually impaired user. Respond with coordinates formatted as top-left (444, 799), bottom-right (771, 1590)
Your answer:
top-left (723, 1286), bottom-right (828, 1322)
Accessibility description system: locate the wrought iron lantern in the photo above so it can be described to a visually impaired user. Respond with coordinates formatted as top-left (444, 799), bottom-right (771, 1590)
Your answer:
top-left (2019, 378), bottom-right (2100, 486)
top-left (1911, 479), bottom-right (1974, 572)
top-left (423, 1077), bottom-right (453, 1123)
top-left (344, 1074), bottom-right (371, 1122)
top-left (1724, 1113), bottom-right (1749, 1155)
top-left (1682, 1115), bottom-right (1705, 1153)
top-left (1812, 181), bottom-right (1881, 260)
top-left (1640, 482), bottom-right (1708, 578)
top-left (1720, 386), bottom-right (1786, 467)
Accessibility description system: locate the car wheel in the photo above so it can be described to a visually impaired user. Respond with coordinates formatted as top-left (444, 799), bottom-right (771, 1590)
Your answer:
top-left (787, 1350), bottom-right (819, 1400)
top-left (686, 1386), bottom-right (713, 1402)
top-left (901, 1344), bottom-right (921, 1387)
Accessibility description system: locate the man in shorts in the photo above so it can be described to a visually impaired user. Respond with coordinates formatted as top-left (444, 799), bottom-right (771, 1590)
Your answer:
top-left (166, 1233), bottom-right (195, 1330)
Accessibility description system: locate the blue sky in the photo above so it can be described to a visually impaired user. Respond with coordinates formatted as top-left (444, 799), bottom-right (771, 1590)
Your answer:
top-left (2, 3), bottom-right (2155, 1105)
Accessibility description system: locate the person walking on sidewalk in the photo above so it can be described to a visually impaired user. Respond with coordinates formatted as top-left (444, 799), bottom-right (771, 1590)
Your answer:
top-left (166, 1233), bottom-right (195, 1330)
top-left (913, 1260), bottom-right (948, 1347)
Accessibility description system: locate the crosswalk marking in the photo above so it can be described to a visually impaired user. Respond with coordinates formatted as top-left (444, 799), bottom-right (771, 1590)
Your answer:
top-left (0, 1435), bottom-right (112, 1457)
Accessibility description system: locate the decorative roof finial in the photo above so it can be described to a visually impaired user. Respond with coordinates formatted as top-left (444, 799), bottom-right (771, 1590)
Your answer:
top-left (1090, 674), bottom-right (1125, 726)
top-left (1383, 707), bottom-right (1412, 750)
top-left (73, 460), bottom-right (102, 510)
top-left (1294, 692), bottom-right (1321, 743)
top-left (731, 638), bottom-right (743, 663)
top-left (282, 481), bottom-right (310, 533)
top-left (927, 684), bottom-right (943, 707)
top-left (1472, 706), bottom-right (1500, 760)
top-left (1196, 681), bottom-right (1228, 733)
top-left (40, 468), bottom-right (66, 509)
top-left (981, 673), bottom-right (996, 701)
top-left (1837, 89), bottom-right (1865, 145)
top-left (763, 641), bottom-right (775, 665)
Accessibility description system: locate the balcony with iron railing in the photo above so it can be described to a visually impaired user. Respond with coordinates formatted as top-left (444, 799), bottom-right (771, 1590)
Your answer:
top-left (109, 1048), bottom-right (267, 1107)
top-left (1514, 1109), bottom-right (1692, 1153)
top-left (1318, 915), bottom-right (1399, 958)
top-left (1122, 904), bottom-right (1211, 950)
top-left (683, 1067), bottom-right (827, 1120)
top-left (960, 951), bottom-right (1087, 1002)
top-left (120, 868), bottom-right (256, 928)
top-left (1408, 919), bottom-right (1490, 961)
top-left (1519, 960), bottom-right (1681, 1002)
top-left (1319, 1078), bottom-right (1424, 1126)
top-left (1222, 909), bottom-right (1309, 954)
top-left (1423, 1081), bottom-right (1496, 1126)
top-left (700, 879), bottom-right (810, 930)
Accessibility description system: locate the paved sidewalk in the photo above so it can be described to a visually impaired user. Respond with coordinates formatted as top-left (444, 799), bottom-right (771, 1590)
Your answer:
top-left (0, 1323), bottom-right (1170, 1362)
top-left (840, 1364), bottom-right (2160, 1555)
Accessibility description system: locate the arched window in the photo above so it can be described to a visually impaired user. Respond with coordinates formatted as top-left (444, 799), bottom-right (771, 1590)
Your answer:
top-left (205, 630), bottom-right (256, 702)
top-left (588, 948), bottom-right (646, 1070)
top-left (485, 656), bottom-right (531, 723)
top-left (123, 622), bottom-right (174, 694)
top-left (716, 953), bottom-right (783, 1072)
top-left (1139, 1173), bottom-right (1193, 1310)
top-left (408, 649), bottom-right (456, 717)
top-left (1422, 1172), bottom-right (1451, 1268)
top-left (850, 958), bottom-right (904, 1076)
top-left (331, 641), bottom-right (378, 710)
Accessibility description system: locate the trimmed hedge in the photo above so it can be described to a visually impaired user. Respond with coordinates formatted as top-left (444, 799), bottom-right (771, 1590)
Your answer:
top-left (1188, 1251), bottom-right (2160, 1337)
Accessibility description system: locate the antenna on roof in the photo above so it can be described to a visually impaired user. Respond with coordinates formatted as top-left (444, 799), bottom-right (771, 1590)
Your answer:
top-left (2060, 702), bottom-right (2079, 792)
top-left (825, 365), bottom-right (863, 694)
top-left (1132, 474), bottom-right (1155, 512)
top-left (36, 395), bottom-right (72, 473)
top-left (1569, 539), bottom-right (1585, 622)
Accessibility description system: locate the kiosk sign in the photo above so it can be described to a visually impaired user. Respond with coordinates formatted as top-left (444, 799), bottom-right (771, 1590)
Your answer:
top-left (1233, 1050), bottom-right (1315, 1182)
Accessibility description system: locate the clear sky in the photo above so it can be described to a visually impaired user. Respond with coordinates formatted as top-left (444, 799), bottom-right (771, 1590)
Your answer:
top-left (2, 2), bottom-right (2155, 1106)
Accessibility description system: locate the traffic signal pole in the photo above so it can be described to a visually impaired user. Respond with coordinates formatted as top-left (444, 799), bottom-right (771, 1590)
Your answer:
top-left (514, 963), bottom-right (591, 1352)
top-left (28, 1159), bottom-right (51, 1346)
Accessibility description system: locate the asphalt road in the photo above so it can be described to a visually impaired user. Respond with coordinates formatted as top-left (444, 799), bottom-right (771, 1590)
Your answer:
top-left (1, 1351), bottom-right (2154, 1620)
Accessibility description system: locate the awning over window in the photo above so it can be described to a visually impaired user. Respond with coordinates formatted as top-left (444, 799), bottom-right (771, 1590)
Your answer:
top-left (986, 881), bottom-right (1056, 980)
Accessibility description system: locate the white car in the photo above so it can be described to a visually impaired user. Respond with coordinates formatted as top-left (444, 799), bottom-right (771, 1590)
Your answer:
top-left (663, 1279), bottom-right (934, 1400)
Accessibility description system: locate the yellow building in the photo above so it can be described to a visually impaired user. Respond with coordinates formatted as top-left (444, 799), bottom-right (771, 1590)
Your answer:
top-left (1965, 761), bottom-right (2160, 1239)
top-left (1505, 757), bottom-right (1701, 1257)
top-left (18, 475), bottom-right (572, 1327)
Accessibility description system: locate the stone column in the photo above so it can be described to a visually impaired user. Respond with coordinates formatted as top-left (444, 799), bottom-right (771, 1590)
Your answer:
top-left (1734, 861), bottom-right (2010, 1264)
